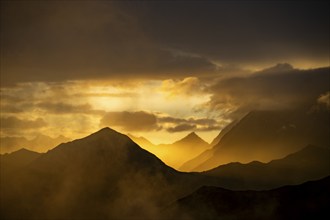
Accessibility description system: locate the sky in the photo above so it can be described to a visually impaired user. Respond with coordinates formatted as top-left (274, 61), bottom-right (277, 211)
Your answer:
top-left (0, 1), bottom-right (329, 146)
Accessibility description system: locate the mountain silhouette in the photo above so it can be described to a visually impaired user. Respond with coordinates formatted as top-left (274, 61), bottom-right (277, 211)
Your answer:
top-left (0, 134), bottom-right (70, 154)
top-left (1, 148), bottom-right (42, 175)
top-left (202, 145), bottom-right (330, 190)
top-left (167, 175), bottom-right (330, 220)
top-left (187, 109), bottom-right (330, 171)
top-left (0, 127), bottom-right (210, 220)
top-left (2, 127), bottom-right (328, 220)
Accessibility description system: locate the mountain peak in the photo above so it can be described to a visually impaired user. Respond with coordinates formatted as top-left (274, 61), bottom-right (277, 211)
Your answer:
top-left (7, 147), bottom-right (40, 155)
top-left (175, 131), bottom-right (208, 146)
top-left (187, 131), bottom-right (197, 137)
top-left (92, 127), bottom-right (120, 137)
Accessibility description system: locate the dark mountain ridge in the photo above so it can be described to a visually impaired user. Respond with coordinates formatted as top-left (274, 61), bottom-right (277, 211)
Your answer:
top-left (168, 175), bottom-right (330, 220)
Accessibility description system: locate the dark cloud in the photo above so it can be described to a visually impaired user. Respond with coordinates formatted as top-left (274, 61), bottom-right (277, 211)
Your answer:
top-left (0, 1), bottom-right (216, 86)
top-left (167, 124), bottom-right (196, 133)
top-left (138, 1), bottom-right (329, 66)
top-left (158, 115), bottom-right (222, 133)
top-left (158, 116), bottom-right (218, 127)
top-left (158, 117), bottom-right (187, 124)
top-left (1, 117), bottom-right (47, 130)
top-left (36, 102), bottom-right (104, 115)
top-left (100, 111), bottom-right (160, 131)
top-left (1, 1), bottom-right (328, 85)
top-left (207, 66), bottom-right (330, 119)
top-left (99, 111), bottom-right (222, 132)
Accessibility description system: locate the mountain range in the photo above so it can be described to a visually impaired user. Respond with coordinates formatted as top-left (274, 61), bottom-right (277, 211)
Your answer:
top-left (1, 128), bottom-right (202, 220)
top-left (0, 134), bottom-right (70, 154)
top-left (181, 108), bottom-right (330, 171)
top-left (1, 126), bottom-right (329, 219)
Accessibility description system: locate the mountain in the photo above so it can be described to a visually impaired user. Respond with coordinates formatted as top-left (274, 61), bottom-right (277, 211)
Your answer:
top-left (202, 145), bottom-right (330, 190)
top-left (127, 132), bottom-right (210, 170)
top-left (153, 132), bottom-right (210, 170)
top-left (0, 128), bottom-right (209, 220)
top-left (180, 120), bottom-right (238, 171)
top-left (2, 127), bottom-right (329, 220)
top-left (190, 109), bottom-right (330, 171)
top-left (209, 120), bottom-right (238, 147)
top-left (167, 176), bottom-right (330, 220)
top-left (0, 148), bottom-right (42, 175)
top-left (127, 133), bottom-right (156, 152)
top-left (0, 134), bottom-right (70, 154)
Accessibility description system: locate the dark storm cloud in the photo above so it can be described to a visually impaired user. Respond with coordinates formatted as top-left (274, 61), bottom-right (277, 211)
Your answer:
top-left (137, 1), bottom-right (329, 65)
top-left (207, 66), bottom-right (330, 119)
top-left (0, 1), bottom-right (216, 85)
top-left (1, 1), bottom-right (328, 85)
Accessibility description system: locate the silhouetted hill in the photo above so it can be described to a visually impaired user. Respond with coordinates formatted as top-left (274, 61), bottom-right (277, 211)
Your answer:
top-left (167, 176), bottom-right (330, 220)
top-left (0, 134), bottom-right (70, 154)
top-left (192, 109), bottom-right (330, 171)
top-left (202, 145), bottom-right (330, 190)
top-left (0, 148), bottom-right (41, 174)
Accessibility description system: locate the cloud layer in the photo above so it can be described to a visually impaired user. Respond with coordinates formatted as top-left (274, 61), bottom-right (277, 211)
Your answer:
top-left (1, 1), bottom-right (329, 85)
top-left (206, 67), bottom-right (330, 119)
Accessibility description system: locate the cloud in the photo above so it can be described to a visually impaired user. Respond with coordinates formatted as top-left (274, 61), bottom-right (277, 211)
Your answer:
top-left (140, 1), bottom-right (329, 68)
top-left (36, 102), bottom-right (104, 115)
top-left (160, 77), bottom-right (206, 98)
top-left (2, 1), bottom-right (328, 86)
top-left (100, 111), bottom-right (160, 131)
top-left (1, 117), bottom-right (47, 130)
top-left (99, 111), bottom-right (222, 133)
top-left (317, 91), bottom-right (330, 109)
top-left (1, 1), bottom-right (216, 86)
top-left (167, 124), bottom-right (196, 133)
top-left (159, 115), bottom-right (222, 133)
top-left (206, 66), bottom-right (330, 119)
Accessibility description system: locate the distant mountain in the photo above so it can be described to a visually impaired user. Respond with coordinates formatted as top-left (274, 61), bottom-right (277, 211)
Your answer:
top-left (180, 120), bottom-right (238, 171)
top-left (127, 133), bottom-right (156, 152)
top-left (190, 109), bottom-right (330, 171)
top-left (153, 132), bottom-right (210, 170)
top-left (0, 134), bottom-right (70, 154)
top-left (0, 148), bottom-right (42, 175)
top-left (127, 132), bottom-right (210, 170)
top-left (167, 176), bottom-right (330, 220)
top-left (209, 120), bottom-right (238, 147)
top-left (202, 145), bottom-right (330, 190)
